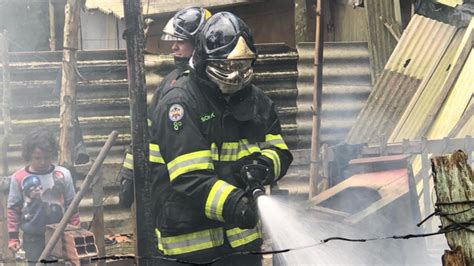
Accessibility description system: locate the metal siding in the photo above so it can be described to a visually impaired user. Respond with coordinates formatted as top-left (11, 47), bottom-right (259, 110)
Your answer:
top-left (428, 49), bottom-right (474, 139)
top-left (365, 0), bottom-right (400, 80)
top-left (346, 15), bottom-right (458, 144)
top-left (85, 0), bottom-right (261, 18)
top-left (385, 15), bottom-right (456, 79)
top-left (389, 29), bottom-right (465, 142)
top-left (296, 42), bottom-right (372, 149)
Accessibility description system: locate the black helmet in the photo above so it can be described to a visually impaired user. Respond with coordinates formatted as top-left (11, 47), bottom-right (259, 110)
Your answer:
top-left (194, 12), bottom-right (257, 95)
top-left (161, 7), bottom-right (212, 44)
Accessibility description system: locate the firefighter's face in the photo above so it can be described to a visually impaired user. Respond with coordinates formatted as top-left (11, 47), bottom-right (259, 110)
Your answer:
top-left (172, 40), bottom-right (193, 58)
top-left (30, 147), bottom-right (53, 172)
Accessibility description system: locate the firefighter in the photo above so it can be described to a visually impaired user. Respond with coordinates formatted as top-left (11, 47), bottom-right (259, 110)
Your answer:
top-left (118, 7), bottom-right (212, 208)
top-left (148, 12), bottom-right (293, 265)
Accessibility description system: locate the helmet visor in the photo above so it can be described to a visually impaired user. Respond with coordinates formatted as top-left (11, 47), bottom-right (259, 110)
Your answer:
top-left (206, 59), bottom-right (254, 94)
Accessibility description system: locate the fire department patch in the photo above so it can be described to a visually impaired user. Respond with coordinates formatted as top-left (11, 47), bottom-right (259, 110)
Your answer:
top-left (169, 104), bottom-right (184, 122)
top-left (53, 171), bottom-right (65, 184)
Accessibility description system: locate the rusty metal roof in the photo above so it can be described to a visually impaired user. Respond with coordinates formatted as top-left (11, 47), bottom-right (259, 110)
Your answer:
top-left (346, 15), bottom-right (458, 145)
top-left (296, 42), bottom-right (372, 148)
top-left (85, 0), bottom-right (261, 18)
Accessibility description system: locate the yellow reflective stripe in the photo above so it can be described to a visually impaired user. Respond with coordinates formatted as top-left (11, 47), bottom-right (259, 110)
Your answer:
top-left (226, 225), bottom-right (262, 248)
top-left (263, 134), bottom-right (289, 150)
top-left (123, 153), bottom-right (134, 170)
top-left (238, 139), bottom-right (261, 158)
top-left (149, 143), bottom-right (165, 164)
top-left (147, 118), bottom-right (153, 127)
top-left (167, 150), bottom-right (214, 181)
top-left (155, 228), bottom-right (224, 255)
top-left (220, 142), bottom-right (239, 161)
top-left (262, 149), bottom-right (281, 178)
top-left (211, 143), bottom-right (219, 161)
top-left (205, 180), bottom-right (236, 221)
top-left (220, 140), bottom-right (261, 162)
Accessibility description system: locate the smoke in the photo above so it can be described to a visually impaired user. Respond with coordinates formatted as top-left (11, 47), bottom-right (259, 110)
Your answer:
top-left (258, 194), bottom-right (448, 265)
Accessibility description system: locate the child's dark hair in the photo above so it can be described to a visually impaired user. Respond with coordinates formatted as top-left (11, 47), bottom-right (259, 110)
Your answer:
top-left (22, 127), bottom-right (59, 162)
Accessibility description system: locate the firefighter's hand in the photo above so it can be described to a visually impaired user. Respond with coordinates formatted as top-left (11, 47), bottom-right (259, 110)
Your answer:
top-left (8, 239), bottom-right (21, 253)
top-left (231, 196), bottom-right (258, 229)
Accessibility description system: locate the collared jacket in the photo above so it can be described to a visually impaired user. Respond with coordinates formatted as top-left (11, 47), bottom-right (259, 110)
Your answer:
top-left (118, 68), bottom-right (183, 208)
top-left (147, 72), bottom-right (292, 262)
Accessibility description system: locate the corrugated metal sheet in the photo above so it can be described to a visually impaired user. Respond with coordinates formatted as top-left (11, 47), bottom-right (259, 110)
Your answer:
top-left (296, 42), bottom-right (372, 149)
top-left (389, 28), bottom-right (465, 142)
top-left (365, 0), bottom-right (400, 81)
top-left (346, 15), bottom-right (458, 145)
top-left (85, 0), bottom-right (261, 18)
top-left (427, 48), bottom-right (474, 139)
top-left (385, 15), bottom-right (456, 79)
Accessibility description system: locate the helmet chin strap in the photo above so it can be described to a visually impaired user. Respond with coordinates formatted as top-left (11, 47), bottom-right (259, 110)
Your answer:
top-left (174, 56), bottom-right (190, 70)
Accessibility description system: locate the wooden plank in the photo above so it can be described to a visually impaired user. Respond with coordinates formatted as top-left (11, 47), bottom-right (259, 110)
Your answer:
top-left (420, 137), bottom-right (430, 218)
top-left (295, 0), bottom-right (309, 43)
top-left (91, 171), bottom-right (106, 266)
top-left (123, 0), bottom-right (155, 261)
top-left (431, 150), bottom-right (473, 265)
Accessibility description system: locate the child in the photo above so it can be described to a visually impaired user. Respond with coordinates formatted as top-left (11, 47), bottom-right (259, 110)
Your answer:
top-left (7, 127), bottom-right (80, 264)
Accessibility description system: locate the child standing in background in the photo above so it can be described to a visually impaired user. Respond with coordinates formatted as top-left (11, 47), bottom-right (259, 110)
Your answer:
top-left (7, 127), bottom-right (80, 265)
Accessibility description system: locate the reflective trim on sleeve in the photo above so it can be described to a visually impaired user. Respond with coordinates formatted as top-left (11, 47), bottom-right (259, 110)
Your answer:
top-left (155, 227), bottom-right (224, 255)
top-left (211, 143), bottom-right (219, 161)
top-left (167, 150), bottom-right (214, 181)
top-left (220, 142), bottom-right (239, 161)
top-left (226, 225), bottom-right (262, 248)
top-left (205, 180), bottom-right (236, 222)
top-left (238, 139), bottom-right (261, 158)
top-left (123, 153), bottom-right (134, 170)
top-left (149, 143), bottom-right (165, 164)
top-left (262, 149), bottom-right (281, 178)
top-left (259, 134), bottom-right (289, 150)
top-left (220, 139), bottom-right (261, 162)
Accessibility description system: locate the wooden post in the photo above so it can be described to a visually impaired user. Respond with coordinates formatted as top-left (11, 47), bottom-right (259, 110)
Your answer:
top-left (49, 0), bottom-right (56, 51)
top-left (295, 0), bottom-right (308, 44)
top-left (431, 150), bottom-right (473, 266)
top-left (122, 0), bottom-right (154, 263)
top-left (1, 31), bottom-right (11, 175)
top-left (91, 171), bottom-right (105, 266)
top-left (0, 31), bottom-right (13, 263)
top-left (421, 137), bottom-right (430, 217)
top-left (309, 0), bottom-right (324, 198)
top-left (58, 0), bottom-right (80, 168)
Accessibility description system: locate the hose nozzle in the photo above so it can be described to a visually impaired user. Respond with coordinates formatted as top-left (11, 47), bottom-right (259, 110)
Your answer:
top-left (240, 161), bottom-right (269, 200)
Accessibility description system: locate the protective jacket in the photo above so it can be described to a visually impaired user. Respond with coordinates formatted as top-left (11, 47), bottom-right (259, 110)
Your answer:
top-left (147, 72), bottom-right (292, 262)
top-left (119, 68), bottom-right (183, 208)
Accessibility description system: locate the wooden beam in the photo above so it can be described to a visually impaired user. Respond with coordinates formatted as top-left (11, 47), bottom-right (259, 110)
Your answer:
top-left (309, 0), bottom-right (325, 198)
top-left (0, 32), bottom-right (13, 263)
top-left (49, 0), bottom-right (56, 51)
top-left (295, 0), bottom-right (308, 43)
top-left (431, 150), bottom-right (473, 266)
top-left (58, 0), bottom-right (80, 168)
top-left (91, 171), bottom-right (105, 266)
top-left (122, 0), bottom-right (155, 262)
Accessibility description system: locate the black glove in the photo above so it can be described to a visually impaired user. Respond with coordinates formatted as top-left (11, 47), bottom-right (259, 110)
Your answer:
top-left (225, 193), bottom-right (259, 229)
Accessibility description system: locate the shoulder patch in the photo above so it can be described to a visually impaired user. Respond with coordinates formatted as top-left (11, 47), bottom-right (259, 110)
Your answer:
top-left (169, 104), bottom-right (184, 122)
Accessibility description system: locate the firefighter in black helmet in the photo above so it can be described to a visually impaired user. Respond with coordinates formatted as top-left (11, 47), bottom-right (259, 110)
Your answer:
top-left (118, 7), bottom-right (211, 208)
top-left (148, 12), bottom-right (292, 265)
